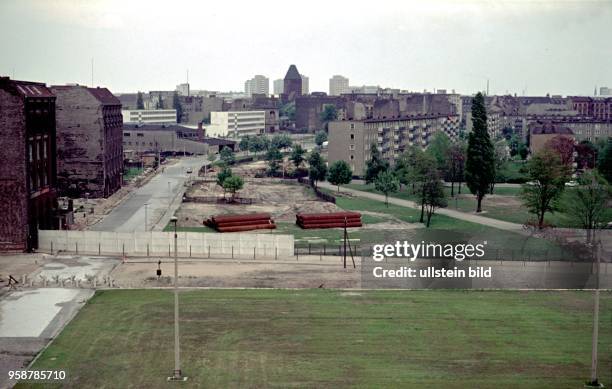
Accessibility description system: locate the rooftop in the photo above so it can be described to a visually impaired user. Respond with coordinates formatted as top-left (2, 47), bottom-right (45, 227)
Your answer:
top-left (284, 65), bottom-right (301, 81)
top-left (0, 77), bottom-right (54, 98)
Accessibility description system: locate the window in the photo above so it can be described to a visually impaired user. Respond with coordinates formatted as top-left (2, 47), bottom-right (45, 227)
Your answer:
top-left (350, 155), bottom-right (354, 160)
top-left (124, 132), bottom-right (131, 137)
top-left (349, 145), bottom-right (355, 150)
top-left (350, 134), bottom-right (354, 140)
top-left (137, 133), bottom-right (144, 137)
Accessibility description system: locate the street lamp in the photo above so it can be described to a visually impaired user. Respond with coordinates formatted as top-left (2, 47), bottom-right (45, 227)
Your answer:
top-left (144, 203), bottom-right (149, 231)
top-left (168, 216), bottom-right (186, 381)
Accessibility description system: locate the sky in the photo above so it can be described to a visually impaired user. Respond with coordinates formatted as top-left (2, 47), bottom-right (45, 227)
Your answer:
top-left (0, 0), bottom-right (611, 96)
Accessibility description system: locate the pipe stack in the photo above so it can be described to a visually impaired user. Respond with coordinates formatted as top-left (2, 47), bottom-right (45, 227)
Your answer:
top-left (296, 212), bottom-right (362, 229)
top-left (205, 213), bottom-right (276, 232)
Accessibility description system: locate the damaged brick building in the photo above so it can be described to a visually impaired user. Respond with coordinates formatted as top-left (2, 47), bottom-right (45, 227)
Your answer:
top-left (0, 77), bottom-right (58, 251)
top-left (51, 85), bottom-right (123, 198)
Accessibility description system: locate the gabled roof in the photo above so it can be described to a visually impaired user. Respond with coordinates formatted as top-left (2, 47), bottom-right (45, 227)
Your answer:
top-left (284, 65), bottom-right (301, 80)
top-left (0, 77), bottom-right (54, 98)
top-left (87, 87), bottom-right (121, 105)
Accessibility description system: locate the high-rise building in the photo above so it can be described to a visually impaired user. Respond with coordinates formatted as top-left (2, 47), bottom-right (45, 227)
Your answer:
top-left (600, 87), bottom-right (612, 96)
top-left (273, 79), bottom-right (284, 95)
top-left (207, 111), bottom-right (266, 138)
top-left (301, 75), bottom-right (309, 95)
top-left (283, 64), bottom-right (302, 102)
top-left (176, 83), bottom-right (190, 96)
top-left (329, 75), bottom-right (349, 96)
top-left (52, 85), bottom-right (124, 198)
top-left (244, 75), bottom-right (269, 96)
top-left (0, 77), bottom-right (58, 250)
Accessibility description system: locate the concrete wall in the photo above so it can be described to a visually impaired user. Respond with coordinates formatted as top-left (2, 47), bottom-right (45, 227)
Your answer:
top-left (38, 230), bottom-right (294, 259)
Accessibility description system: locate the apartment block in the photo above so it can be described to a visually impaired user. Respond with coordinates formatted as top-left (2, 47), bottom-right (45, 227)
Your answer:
top-left (206, 111), bottom-right (266, 138)
top-left (328, 114), bottom-right (460, 175)
top-left (0, 77), bottom-right (58, 250)
top-left (52, 85), bottom-right (123, 198)
top-left (122, 109), bottom-right (177, 125)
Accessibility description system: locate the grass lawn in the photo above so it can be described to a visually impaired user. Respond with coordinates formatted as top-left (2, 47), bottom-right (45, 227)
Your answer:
top-left (345, 183), bottom-right (612, 229)
top-left (322, 189), bottom-right (565, 257)
top-left (20, 289), bottom-right (612, 389)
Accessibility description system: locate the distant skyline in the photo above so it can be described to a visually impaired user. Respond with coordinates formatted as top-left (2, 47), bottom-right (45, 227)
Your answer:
top-left (1, 0), bottom-right (611, 96)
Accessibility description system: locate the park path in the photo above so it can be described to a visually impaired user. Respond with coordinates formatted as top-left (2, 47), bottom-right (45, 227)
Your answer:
top-left (319, 182), bottom-right (525, 233)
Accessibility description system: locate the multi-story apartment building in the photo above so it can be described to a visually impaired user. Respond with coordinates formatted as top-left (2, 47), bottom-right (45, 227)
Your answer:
top-left (206, 111), bottom-right (266, 138)
top-left (176, 83), bottom-right (190, 96)
top-left (329, 75), bottom-right (350, 96)
top-left (273, 79), bottom-right (284, 96)
top-left (122, 109), bottom-right (177, 125)
top-left (301, 75), bottom-right (309, 95)
top-left (328, 114), bottom-right (460, 175)
top-left (569, 96), bottom-right (612, 121)
top-left (245, 75), bottom-right (269, 96)
top-left (0, 78), bottom-right (58, 251)
top-left (52, 85), bottom-right (123, 198)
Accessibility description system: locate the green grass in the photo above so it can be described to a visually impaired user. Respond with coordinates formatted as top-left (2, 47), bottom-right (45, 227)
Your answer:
top-left (321, 189), bottom-right (566, 256)
top-left (20, 289), bottom-right (612, 389)
top-left (123, 167), bottom-right (143, 182)
top-left (344, 183), bottom-right (612, 229)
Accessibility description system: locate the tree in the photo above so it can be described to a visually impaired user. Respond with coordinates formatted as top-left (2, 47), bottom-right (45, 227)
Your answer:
top-left (565, 171), bottom-right (610, 243)
top-left (266, 147), bottom-right (283, 176)
top-left (413, 153), bottom-right (438, 222)
top-left (575, 140), bottom-right (598, 170)
top-left (248, 136), bottom-right (267, 156)
top-left (465, 92), bottom-right (496, 212)
top-left (491, 139), bottom-right (510, 193)
top-left (518, 142), bottom-right (529, 160)
top-left (423, 175), bottom-right (447, 227)
top-left (319, 104), bottom-right (338, 130)
top-left (216, 166), bottom-right (233, 198)
top-left (280, 102), bottom-right (296, 121)
top-left (307, 151), bottom-right (327, 188)
top-left (365, 144), bottom-right (390, 184)
top-left (315, 130), bottom-right (328, 147)
top-left (136, 91), bottom-right (144, 110)
top-left (374, 171), bottom-right (400, 208)
top-left (239, 136), bottom-right (251, 155)
top-left (290, 144), bottom-right (306, 168)
top-left (394, 145), bottom-right (425, 193)
top-left (598, 139), bottom-right (612, 183)
top-left (219, 146), bottom-right (235, 165)
top-left (447, 143), bottom-right (466, 197)
top-left (427, 131), bottom-right (451, 172)
top-left (222, 175), bottom-right (244, 201)
top-left (327, 160), bottom-right (352, 192)
top-left (501, 126), bottom-right (514, 140)
top-left (545, 135), bottom-right (574, 167)
top-left (271, 134), bottom-right (292, 150)
top-left (519, 149), bottom-right (571, 228)
top-left (172, 91), bottom-right (183, 123)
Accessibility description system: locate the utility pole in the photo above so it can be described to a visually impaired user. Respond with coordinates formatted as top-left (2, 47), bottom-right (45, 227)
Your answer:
top-left (168, 216), bottom-right (186, 381)
top-left (587, 237), bottom-right (603, 388)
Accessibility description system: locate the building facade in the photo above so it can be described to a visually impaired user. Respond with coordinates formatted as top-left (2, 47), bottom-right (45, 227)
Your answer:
top-left (282, 65), bottom-right (302, 103)
top-left (122, 124), bottom-right (233, 155)
top-left (0, 78), bottom-right (58, 251)
top-left (328, 114), bottom-right (460, 175)
top-left (207, 111), bottom-right (266, 138)
top-left (329, 75), bottom-right (349, 96)
top-left (273, 79), bottom-right (284, 95)
top-left (52, 85), bottom-right (123, 198)
top-left (122, 109), bottom-right (177, 125)
top-left (245, 75), bottom-right (269, 96)
top-left (301, 75), bottom-right (309, 95)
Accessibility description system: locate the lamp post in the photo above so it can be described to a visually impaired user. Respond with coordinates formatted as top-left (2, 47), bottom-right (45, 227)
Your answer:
top-left (144, 203), bottom-right (149, 231)
top-left (168, 216), bottom-right (186, 381)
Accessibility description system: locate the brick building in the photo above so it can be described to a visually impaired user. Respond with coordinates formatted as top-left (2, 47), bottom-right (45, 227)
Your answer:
top-left (51, 85), bottom-right (123, 198)
top-left (282, 64), bottom-right (302, 103)
top-left (0, 77), bottom-right (58, 251)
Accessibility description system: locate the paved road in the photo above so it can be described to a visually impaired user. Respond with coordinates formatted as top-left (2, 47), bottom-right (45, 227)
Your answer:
top-left (319, 182), bottom-right (525, 233)
top-left (91, 156), bottom-right (207, 232)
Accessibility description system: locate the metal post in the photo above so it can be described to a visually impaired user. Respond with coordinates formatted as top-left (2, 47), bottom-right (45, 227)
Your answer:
top-left (588, 240), bottom-right (601, 386)
top-left (169, 217), bottom-right (185, 381)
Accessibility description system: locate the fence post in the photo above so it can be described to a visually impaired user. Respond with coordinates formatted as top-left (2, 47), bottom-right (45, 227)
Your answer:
top-left (232, 246), bottom-right (234, 259)
top-left (308, 243), bottom-right (311, 255)
top-left (51, 241), bottom-right (53, 255)
top-left (147, 244), bottom-right (149, 257)
top-left (99, 242), bottom-right (101, 256)
top-left (190, 245), bottom-right (192, 258)
top-left (123, 243), bottom-right (125, 257)
top-left (169, 244), bottom-right (171, 257)
top-left (275, 247), bottom-right (278, 260)
top-left (75, 242), bottom-right (78, 254)
top-left (323, 244), bottom-right (326, 255)
top-left (208, 245), bottom-right (210, 258)
top-left (253, 247), bottom-right (256, 260)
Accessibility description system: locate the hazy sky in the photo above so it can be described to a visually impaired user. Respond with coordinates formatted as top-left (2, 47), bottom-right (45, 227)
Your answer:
top-left (1, 0), bottom-right (610, 96)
